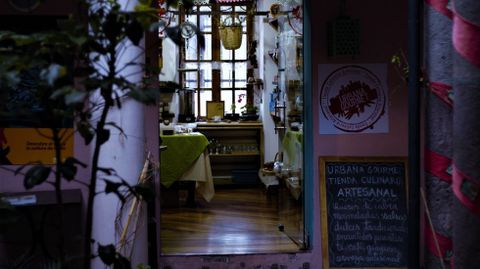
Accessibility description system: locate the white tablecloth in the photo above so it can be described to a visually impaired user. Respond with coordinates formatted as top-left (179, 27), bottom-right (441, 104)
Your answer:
top-left (178, 150), bottom-right (214, 202)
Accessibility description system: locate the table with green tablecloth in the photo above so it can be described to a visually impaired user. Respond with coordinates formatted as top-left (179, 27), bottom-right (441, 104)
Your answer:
top-left (281, 130), bottom-right (303, 200)
top-left (160, 132), bottom-right (214, 202)
top-left (282, 130), bottom-right (303, 168)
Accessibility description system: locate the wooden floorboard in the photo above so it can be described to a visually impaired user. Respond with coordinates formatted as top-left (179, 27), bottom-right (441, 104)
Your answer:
top-left (160, 187), bottom-right (302, 255)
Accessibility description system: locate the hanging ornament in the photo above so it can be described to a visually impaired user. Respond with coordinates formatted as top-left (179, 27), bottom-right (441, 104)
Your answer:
top-left (193, 0), bottom-right (209, 4)
top-left (180, 22), bottom-right (196, 39)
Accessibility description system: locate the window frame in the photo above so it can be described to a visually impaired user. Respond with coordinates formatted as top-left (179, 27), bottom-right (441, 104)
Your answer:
top-left (179, 3), bottom-right (254, 118)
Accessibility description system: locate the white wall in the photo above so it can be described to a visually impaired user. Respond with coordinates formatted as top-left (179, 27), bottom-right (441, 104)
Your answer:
top-left (160, 38), bottom-right (180, 122)
top-left (260, 0), bottom-right (280, 163)
top-left (91, 0), bottom-right (148, 267)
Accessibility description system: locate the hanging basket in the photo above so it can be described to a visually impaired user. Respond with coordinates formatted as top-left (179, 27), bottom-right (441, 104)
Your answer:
top-left (219, 15), bottom-right (243, 50)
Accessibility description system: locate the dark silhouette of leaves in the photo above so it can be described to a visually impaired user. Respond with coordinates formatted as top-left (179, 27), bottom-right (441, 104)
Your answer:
top-left (104, 179), bottom-right (126, 204)
top-left (60, 157), bottom-right (87, 181)
top-left (126, 18), bottom-right (143, 46)
top-left (103, 12), bottom-right (123, 42)
top-left (114, 254), bottom-right (132, 269)
top-left (77, 121), bottom-right (94, 145)
top-left (133, 183), bottom-right (155, 202)
top-left (97, 244), bottom-right (116, 265)
top-left (24, 165), bottom-right (51, 189)
top-left (127, 87), bottom-right (160, 105)
top-left (165, 25), bottom-right (182, 46)
top-left (98, 167), bottom-right (115, 175)
top-left (97, 128), bottom-right (110, 145)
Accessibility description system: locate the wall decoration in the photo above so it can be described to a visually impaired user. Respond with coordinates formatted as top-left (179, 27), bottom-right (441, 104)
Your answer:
top-left (319, 64), bottom-right (388, 134)
top-left (319, 156), bottom-right (408, 268)
top-left (1, 128), bottom-right (74, 164)
top-left (206, 101), bottom-right (225, 120)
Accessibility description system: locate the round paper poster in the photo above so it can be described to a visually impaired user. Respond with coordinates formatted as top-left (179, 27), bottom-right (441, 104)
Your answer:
top-left (320, 65), bottom-right (386, 133)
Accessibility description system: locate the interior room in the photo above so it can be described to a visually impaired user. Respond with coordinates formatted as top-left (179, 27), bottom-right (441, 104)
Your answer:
top-left (155, 0), bottom-right (306, 255)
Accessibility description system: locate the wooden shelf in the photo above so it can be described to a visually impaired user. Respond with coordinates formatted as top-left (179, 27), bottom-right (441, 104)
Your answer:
top-left (209, 152), bottom-right (260, 157)
top-left (197, 123), bottom-right (264, 185)
top-left (196, 122), bottom-right (262, 129)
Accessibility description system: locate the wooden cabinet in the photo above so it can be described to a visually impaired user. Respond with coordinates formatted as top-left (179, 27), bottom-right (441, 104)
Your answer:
top-left (196, 122), bottom-right (263, 185)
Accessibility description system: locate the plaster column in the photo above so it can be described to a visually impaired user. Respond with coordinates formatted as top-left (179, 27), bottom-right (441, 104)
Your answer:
top-left (452, 1), bottom-right (480, 268)
top-left (91, 0), bottom-right (148, 267)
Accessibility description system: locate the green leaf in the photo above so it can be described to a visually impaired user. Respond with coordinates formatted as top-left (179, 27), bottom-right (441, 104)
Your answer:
top-left (104, 179), bottom-right (126, 204)
top-left (126, 18), bottom-right (144, 46)
top-left (114, 91), bottom-right (122, 109)
top-left (138, 0), bottom-right (151, 5)
top-left (0, 146), bottom-right (11, 164)
top-left (98, 167), bottom-right (115, 175)
top-left (97, 129), bottom-right (110, 145)
top-left (65, 91), bottom-right (87, 105)
top-left (149, 21), bottom-right (166, 32)
top-left (77, 121), bottom-right (94, 145)
top-left (167, 0), bottom-right (179, 9)
top-left (70, 35), bottom-right (87, 46)
top-left (136, 263), bottom-right (151, 269)
top-left (105, 180), bottom-right (122, 194)
top-left (24, 165), bottom-right (51, 190)
top-left (40, 64), bottom-right (67, 86)
top-left (84, 39), bottom-right (107, 55)
top-left (182, 0), bottom-right (195, 14)
top-left (114, 254), bottom-right (132, 269)
top-left (12, 34), bottom-right (37, 46)
top-left (127, 88), bottom-right (159, 105)
top-left (158, 81), bottom-right (182, 93)
top-left (50, 87), bottom-right (71, 100)
top-left (106, 120), bottom-right (125, 130)
top-left (165, 25), bottom-right (182, 46)
top-left (60, 160), bottom-right (77, 181)
top-left (98, 244), bottom-right (116, 266)
top-left (133, 183), bottom-right (155, 202)
top-left (60, 157), bottom-right (87, 181)
top-left (103, 12), bottom-right (123, 42)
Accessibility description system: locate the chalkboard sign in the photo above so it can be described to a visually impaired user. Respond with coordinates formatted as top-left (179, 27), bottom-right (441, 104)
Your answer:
top-left (320, 157), bottom-right (408, 269)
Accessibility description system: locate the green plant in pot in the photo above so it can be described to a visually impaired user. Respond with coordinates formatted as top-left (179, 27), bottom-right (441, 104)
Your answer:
top-left (240, 104), bottom-right (259, 121)
top-left (224, 103), bottom-right (240, 121)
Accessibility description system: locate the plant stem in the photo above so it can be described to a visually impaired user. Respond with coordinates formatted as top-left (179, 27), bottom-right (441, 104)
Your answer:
top-left (52, 127), bottom-right (66, 265)
top-left (83, 41), bottom-right (117, 269)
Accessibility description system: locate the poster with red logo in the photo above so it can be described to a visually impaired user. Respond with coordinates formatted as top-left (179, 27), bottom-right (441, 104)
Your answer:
top-left (319, 64), bottom-right (388, 134)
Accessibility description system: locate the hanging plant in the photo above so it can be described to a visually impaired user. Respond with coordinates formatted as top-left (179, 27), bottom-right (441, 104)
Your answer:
top-left (219, 14), bottom-right (243, 50)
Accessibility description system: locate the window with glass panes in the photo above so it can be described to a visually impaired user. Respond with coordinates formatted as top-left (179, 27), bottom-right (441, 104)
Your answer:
top-left (180, 3), bottom-right (253, 118)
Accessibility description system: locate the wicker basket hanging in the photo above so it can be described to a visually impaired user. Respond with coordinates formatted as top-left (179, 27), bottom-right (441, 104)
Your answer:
top-left (219, 15), bottom-right (243, 50)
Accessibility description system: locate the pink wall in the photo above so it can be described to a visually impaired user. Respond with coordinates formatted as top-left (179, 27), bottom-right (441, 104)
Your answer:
top-left (0, 0), bottom-right (409, 267)
top-left (312, 0), bottom-right (408, 158)
top-left (309, 0), bottom-right (408, 266)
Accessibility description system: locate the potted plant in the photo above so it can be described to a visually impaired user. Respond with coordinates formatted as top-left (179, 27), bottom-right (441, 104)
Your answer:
top-left (240, 104), bottom-right (259, 121)
top-left (224, 104), bottom-right (240, 121)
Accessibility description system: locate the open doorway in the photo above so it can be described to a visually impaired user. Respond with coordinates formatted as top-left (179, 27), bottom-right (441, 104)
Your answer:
top-left (157, 0), bottom-right (305, 255)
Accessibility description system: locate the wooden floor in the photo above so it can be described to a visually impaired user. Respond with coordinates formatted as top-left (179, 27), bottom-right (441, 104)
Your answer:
top-left (160, 187), bottom-right (302, 255)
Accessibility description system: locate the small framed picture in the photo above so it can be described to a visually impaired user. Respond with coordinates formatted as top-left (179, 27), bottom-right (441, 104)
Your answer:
top-left (206, 101), bottom-right (225, 120)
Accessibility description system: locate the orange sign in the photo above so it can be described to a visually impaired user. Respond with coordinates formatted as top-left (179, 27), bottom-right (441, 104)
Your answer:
top-left (0, 128), bottom-right (74, 164)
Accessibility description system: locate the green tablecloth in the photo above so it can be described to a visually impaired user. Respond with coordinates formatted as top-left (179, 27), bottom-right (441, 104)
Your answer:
top-left (160, 133), bottom-right (209, 188)
top-left (282, 130), bottom-right (303, 167)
